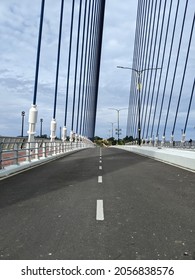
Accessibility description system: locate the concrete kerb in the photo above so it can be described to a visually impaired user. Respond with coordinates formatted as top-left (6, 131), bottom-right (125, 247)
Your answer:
top-left (0, 147), bottom-right (88, 179)
top-left (113, 145), bottom-right (195, 172)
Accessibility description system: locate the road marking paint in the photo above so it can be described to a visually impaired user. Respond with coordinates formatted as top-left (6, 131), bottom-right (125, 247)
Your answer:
top-left (96, 200), bottom-right (104, 220)
top-left (99, 160), bottom-right (102, 163)
top-left (98, 176), bottom-right (102, 183)
top-left (99, 166), bottom-right (102, 170)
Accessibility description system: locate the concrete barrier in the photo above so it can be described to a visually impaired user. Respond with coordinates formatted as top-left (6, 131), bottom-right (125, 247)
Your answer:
top-left (113, 145), bottom-right (195, 172)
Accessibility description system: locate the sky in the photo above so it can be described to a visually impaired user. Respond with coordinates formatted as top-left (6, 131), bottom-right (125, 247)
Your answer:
top-left (0, 0), bottom-right (194, 141)
top-left (0, 0), bottom-right (137, 139)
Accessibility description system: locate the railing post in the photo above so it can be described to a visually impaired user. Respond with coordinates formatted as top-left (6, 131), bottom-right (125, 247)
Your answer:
top-left (64, 142), bottom-right (66, 153)
top-left (46, 142), bottom-right (48, 157)
top-left (54, 142), bottom-right (56, 155)
top-left (170, 135), bottom-right (174, 147)
top-left (161, 136), bottom-right (165, 147)
top-left (181, 133), bottom-right (186, 148)
top-left (35, 142), bottom-right (39, 160)
top-left (42, 142), bottom-right (46, 158)
top-left (26, 142), bottom-right (31, 162)
top-left (0, 143), bottom-right (2, 169)
top-left (49, 142), bottom-right (52, 156)
top-left (65, 142), bottom-right (67, 152)
top-left (14, 143), bottom-right (19, 165)
top-left (154, 136), bottom-right (158, 147)
top-left (50, 142), bottom-right (53, 156)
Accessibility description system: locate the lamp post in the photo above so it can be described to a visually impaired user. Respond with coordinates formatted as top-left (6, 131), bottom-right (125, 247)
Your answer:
top-left (117, 66), bottom-right (161, 145)
top-left (21, 111), bottom-right (25, 137)
top-left (40, 118), bottom-right (43, 137)
top-left (108, 122), bottom-right (116, 138)
top-left (108, 108), bottom-right (127, 144)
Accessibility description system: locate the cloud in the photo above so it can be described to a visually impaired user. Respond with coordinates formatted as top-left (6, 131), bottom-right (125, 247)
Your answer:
top-left (0, 0), bottom-right (194, 141)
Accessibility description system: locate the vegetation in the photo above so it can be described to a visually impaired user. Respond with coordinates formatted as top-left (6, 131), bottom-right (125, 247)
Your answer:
top-left (93, 135), bottom-right (134, 146)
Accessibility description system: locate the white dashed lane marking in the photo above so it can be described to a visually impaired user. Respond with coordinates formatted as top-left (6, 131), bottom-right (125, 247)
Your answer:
top-left (98, 176), bottom-right (102, 183)
top-left (96, 200), bottom-right (104, 220)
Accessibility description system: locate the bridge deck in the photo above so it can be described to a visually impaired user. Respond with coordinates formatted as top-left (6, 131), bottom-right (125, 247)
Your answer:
top-left (0, 147), bottom-right (194, 260)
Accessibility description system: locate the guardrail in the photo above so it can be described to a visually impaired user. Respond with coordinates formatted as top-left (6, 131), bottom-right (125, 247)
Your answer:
top-left (0, 137), bottom-right (94, 170)
top-left (125, 140), bottom-right (195, 150)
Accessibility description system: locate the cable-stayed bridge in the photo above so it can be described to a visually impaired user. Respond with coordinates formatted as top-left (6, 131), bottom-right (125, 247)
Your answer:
top-left (126, 0), bottom-right (194, 146)
top-left (0, 0), bottom-right (195, 262)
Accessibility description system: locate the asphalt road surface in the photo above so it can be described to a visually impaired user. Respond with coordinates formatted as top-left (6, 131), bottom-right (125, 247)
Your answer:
top-left (0, 147), bottom-right (194, 260)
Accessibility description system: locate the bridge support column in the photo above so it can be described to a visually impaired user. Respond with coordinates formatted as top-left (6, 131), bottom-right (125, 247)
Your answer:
top-left (75, 133), bottom-right (78, 148)
top-left (170, 135), bottom-right (174, 147)
top-left (27, 104), bottom-right (38, 143)
top-left (70, 130), bottom-right (74, 149)
top-left (154, 136), bottom-right (158, 147)
top-left (161, 135), bottom-right (165, 147)
top-left (181, 133), bottom-right (186, 147)
top-left (62, 126), bottom-right (67, 142)
top-left (50, 118), bottom-right (57, 142)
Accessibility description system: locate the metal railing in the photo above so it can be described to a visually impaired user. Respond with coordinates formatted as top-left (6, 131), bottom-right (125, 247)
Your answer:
top-left (0, 137), bottom-right (94, 170)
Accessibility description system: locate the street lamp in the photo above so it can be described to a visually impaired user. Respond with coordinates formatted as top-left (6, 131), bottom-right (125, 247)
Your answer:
top-left (117, 66), bottom-right (161, 145)
top-left (108, 108), bottom-right (127, 144)
top-left (40, 118), bottom-right (43, 137)
top-left (108, 122), bottom-right (116, 138)
top-left (21, 111), bottom-right (25, 137)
